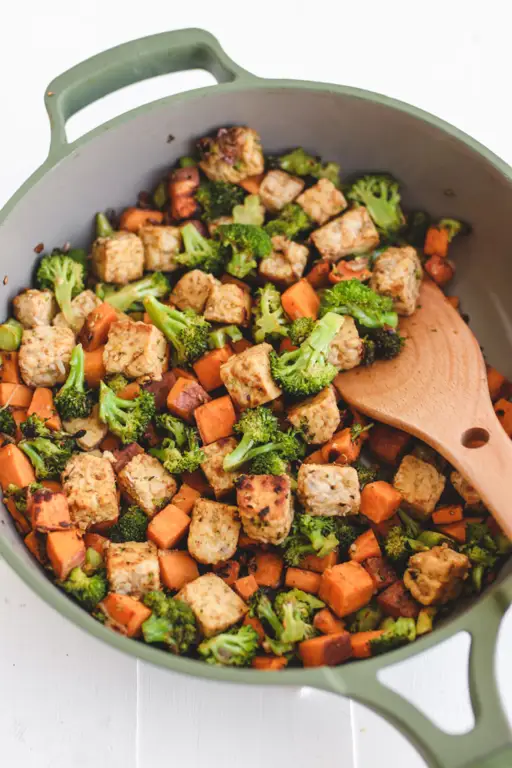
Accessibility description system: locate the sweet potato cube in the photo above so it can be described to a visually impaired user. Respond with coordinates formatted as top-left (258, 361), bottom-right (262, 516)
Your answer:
top-left (313, 608), bottom-right (346, 635)
top-left (0, 351), bottom-right (21, 384)
top-left (159, 550), bottom-right (199, 591)
top-left (349, 529), bottom-right (382, 563)
top-left (368, 424), bottom-right (411, 464)
top-left (167, 377), bottom-right (211, 423)
top-left (47, 529), bottom-right (86, 580)
top-left (299, 631), bottom-right (352, 667)
top-left (360, 481), bottom-right (402, 524)
top-left (319, 561), bottom-right (375, 618)
top-left (350, 630), bottom-right (386, 659)
top-left (234, 574), bottom-right (259, 601)
top-left (0, 444), bottom-right (36, 491)
top-left (30, 488), bottom-right (72, 532)
top-left (0, 383), bottom-right (33, 408)
top-left (172, 483), bottom-right (201, 515)
top-left (193, 346), bottom-right (234, 392)
top-left (284, 567), bottom-right (322, 594)
top-left (252, 655), bottom-right (288, 670)
top-left (99, 593), bottom-right (152, 638)
top-left (194, 395), bottom-right (237, 445)
top-left (147, 503), bottom-right (190, 549)
top-left (495, 398), bottom-right (512, 437)
top-left (299, 550), bottom-right (338, 573)
top-left (250, 551), bottom-right (284, 589)
top-left (377, 580), bottom-right (420, 618)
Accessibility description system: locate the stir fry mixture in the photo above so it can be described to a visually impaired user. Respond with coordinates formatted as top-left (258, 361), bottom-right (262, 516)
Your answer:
top-left (1, 126), bottom-right (511, 670)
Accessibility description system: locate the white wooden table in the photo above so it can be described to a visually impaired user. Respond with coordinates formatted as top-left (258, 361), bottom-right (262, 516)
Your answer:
top-left (1, 2), bottom-right (511, 765)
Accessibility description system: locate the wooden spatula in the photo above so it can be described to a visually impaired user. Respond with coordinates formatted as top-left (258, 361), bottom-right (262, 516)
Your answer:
top-left (334, 279), bottom-right (512, 538)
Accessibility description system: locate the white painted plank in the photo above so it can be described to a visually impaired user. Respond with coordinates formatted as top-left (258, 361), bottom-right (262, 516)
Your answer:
top-left (137, 664), bottom-right (354, 768)
top-left (0, 559), bottom-right (138, 768)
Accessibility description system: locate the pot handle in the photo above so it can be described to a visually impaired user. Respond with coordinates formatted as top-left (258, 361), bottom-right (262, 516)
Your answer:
top-left (321, 577), bottom-right (512, 768)
top-left (44, 28), bottom-right (257, 158)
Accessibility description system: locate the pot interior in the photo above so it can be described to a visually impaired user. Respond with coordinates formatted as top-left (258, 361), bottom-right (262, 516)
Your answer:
top-left (1, 83), bottom-right (511, 626)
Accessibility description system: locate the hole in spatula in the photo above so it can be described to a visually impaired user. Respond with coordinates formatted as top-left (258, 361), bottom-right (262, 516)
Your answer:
top-left (461, 428), bottom-right (490, 448)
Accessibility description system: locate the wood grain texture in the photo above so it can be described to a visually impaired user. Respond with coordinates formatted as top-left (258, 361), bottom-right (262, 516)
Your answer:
top-left (335, 280), bottom-right (512, 537)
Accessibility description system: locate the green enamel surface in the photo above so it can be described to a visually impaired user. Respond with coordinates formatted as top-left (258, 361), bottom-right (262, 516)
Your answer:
top-left (0, 27), bottom-right (511, 768)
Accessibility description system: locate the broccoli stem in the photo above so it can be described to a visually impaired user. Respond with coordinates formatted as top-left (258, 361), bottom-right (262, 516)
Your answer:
top-left (0, 319), bottom-right (23, 352)
top-left (96, 212), bottom-right (115, 238)
top-left (62, 344), bottom-right (86, 395)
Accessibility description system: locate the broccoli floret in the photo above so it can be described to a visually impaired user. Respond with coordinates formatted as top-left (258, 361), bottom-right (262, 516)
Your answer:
top-left (233, 195), bottom-right (265, 226)
top-left (224, 407), bottom-right (305, 471)
top-left (384, 525), bottom-right (427, 568)
top-left (216, 223), bottom-right (272, 279)
top-left (461, 522), bottom-right (498, 569)
top-left (281, 514), bottom-right (339, 566)
top-left (249, 590), bottom-right (284, 638)
top-left (98, 381), bottom-right (155, 444)
top-left (320, 280), bottom-right (398, 330)
top-left (363, 328), bottom-right (405, 365)
top-left (208, 325), bottom-right (243, 350)
top-left (265, 203), bottom-right (312, 240)
top-left (0, 406), bottom-right (16, 436)
top-left (61, 566), bottom-right (107, 610)
top-left (269, 312), bottom-right (343, 397)
top-left (465, 522), bottom-right (497, 551)
top-left (109, 506), bottom-right (148, 543)
top-left (150, 435), bottom-right (204, 475)
top-left (155, 413), bottom-right (190, 447)
top-left (347, 175), bottom-right (404, 237)
top-left (175, 223), bottom-right (225, 275)
top-left (105, 373), bottom-right (129, 394)
top-left (20, 415), bottom-right (74, 441)
top-left (353, 461), bottom-right (379, 489)
top-left (36, 252), bottom-right (85, 327)
top-left (223, 406), bottom-right (279, 471)
top-left (143, 296), bottom-right (210, 364)
top-left (404, 211), bottom-right (431, 248)
top-left (398, 509), bottom-right (423, 539)
top-left (273, 589), bottom-right (324, 644)
top-left (196, 180), bottom-right (246, 221)
top-left (249, 451), bottom-right (288, 476)
top-left (335, 520), bottom-right (362, 557)
top-left (277, 149), bottom-right (341, 188)
top-left (19, 436), bottom-right (75, 480)
top-left (0, 319), bottom-right (23, 351)
top-left (100, 272), bottom-right (170, 313)
top-left (288, 317), bottom-right (315, 347)
top-left (55, 344), bottom-right (93, 421)
top-left (349, 602), bottom-right (383, 633)
top-left (96, 212), bottom-right (115, 238)
top-left (417, 531), bottom-right (455, 549)
top-left (369, 617), bottom-right (417, 656)
top-left (438, 218), bottom-right (469, 242)
top-left (198, 625), bottom-right (259, 667)
top-left (252, 283), bottom-right (289, 344)
top-left (142, 591), bottom-right (197, 654)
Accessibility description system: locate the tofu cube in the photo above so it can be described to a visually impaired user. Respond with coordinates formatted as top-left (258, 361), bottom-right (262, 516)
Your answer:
top-left (370, 246), bottom-right (422, 316)
top-left (53, 290), bottom-right (102, 333)
top-left (198, 126), bottom-right (264, 184)
top-left (404, 546), bottom-right (470, 606)
top-left (13, 289), bottom-right (56, 328)
top-left (138, 224), bottom-right (181, 272)
top-left (204, 280), bottom-right (252, 326)
top-left (297, 464), bottom-right (360, 517)
top-left (187, 498), bottom-right (240, 565)
top-left (236, 474), bottom-right (293, 545)
top-left (220, 342), bottom-right (282, 409)
top-left (259, 236), bottom-right (309, 286)
top-left (311, 207), bottom-right (379, 262)
top-left (327, 316), bottom-right (364, 371)
top-left (450, 471), bottom-right (481, 507)
top-left (117, 453), bottom-right (177, 517)
top-left (63, 404), bottom-right (108, 451)
top-left (393, 455), bottom-right (446, 519)
top-left (201, 437), bottom-right (241, 498)
top-left (104, 319), bottom-right (167, 380)
top-left (259, 170), bottom-right (305, 213)
top-left (106, 541), bottom-right (160, 597)
top-left (170, 269), bottom-right (216, 314)
top-left (296, 179), bottom-right (347, 225)
top-left (19, 326), bottom-right (75, 388)
top-left (92, 232), bottom-right (144, 284)
top-left (62, 453), bottom-right (119, 531)
top-left (287, 386), bottom-right (340, 444)
top-left (177, 572), bottom-right (248, 636)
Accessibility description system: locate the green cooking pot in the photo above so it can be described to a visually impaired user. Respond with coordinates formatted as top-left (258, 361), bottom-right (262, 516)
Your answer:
top-left (0, 28), bottom-right (510, 768)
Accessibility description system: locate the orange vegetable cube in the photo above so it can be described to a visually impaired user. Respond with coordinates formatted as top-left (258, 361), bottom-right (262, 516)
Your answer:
top-left (0, 351), bottom-right (21, 384)
top-left (30, 489), bottom-right (72, 532)
top-left (495, 398), bottom-right (512, 437)
top-left (284, 567), bottom-right (322, 594)
top-left (349, 529), bottom-right (382, 563)
top-left (194, 395), bottom-right (237, 445)
top-left (167, 377), bottom-right (211, 424)
top-left (235, 574), bottom-right (259, 601)
top-left (0, 444), bottom-right (36, 491)
top-left (360, 481), bottom-right (402, 524)
top-left (299, 550), bottom-right (338, 573)
top-left (319, 561), bottom-right (375, 618)
top-left (281, 279), bottom-right (320, 320)
top-left (0, 383), bottom-right (33, 409)
top-left (350, 630), bottom-right (385, 659)
top-left (47, 529), bottom-right (86, 580)
top-left (368, 423), bottom-right (411, 464)
top-left (313, 608), bottom-right (345, 635)
top-left (252, 655), bottom-right (288, 671)
top-left (147, 503), bottom-right (190, 549)
top-left (98, 593), bottom-right (152, 637)
top-left (193, 346), bottom-right (234, 392)
top-left (159, 550), bottom-right (199, 591)
top-left (432, 505), bottom-right (464, 525)
top-left (299, 632), bottom-right (352, 667)
top-left (27, 387), bottom-right (61, 431)
top-left (172, 483), bottom-right (201, 515)
top-left (250, 552), bottom-right (284, 589)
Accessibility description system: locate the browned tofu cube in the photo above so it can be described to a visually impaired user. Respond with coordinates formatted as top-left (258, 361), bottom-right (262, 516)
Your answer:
top-left (236, 474), bottom-right (293, 545)
top-left (220, 343), bottom-right (282, 409)
top-left (178, 572), bottom-right (248, 636)
top-left (404, 546), bottom-right (470, 606)
top-left (201, 437), bottom-right (241, 498)
top-left (187, 498), bottom-right (241, 565)
top-left (296, 179), bottom-right (347, 225)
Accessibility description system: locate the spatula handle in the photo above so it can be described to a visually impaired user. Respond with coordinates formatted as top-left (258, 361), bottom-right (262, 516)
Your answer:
top-left (438, 414), bottom-right (512, 539)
